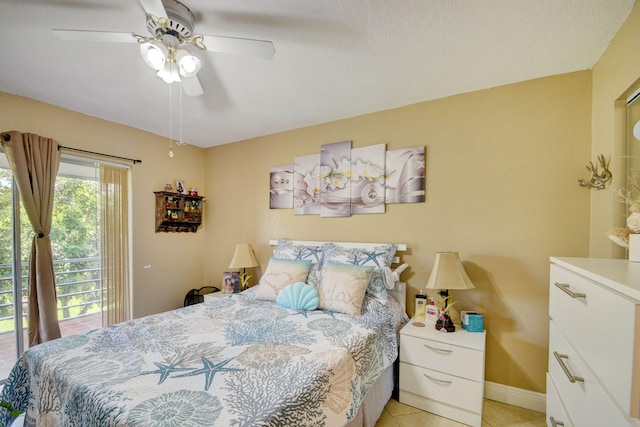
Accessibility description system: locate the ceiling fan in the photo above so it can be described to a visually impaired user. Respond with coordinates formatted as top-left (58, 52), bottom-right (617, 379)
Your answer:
top-left (53, 0), bottom-right (276, 96)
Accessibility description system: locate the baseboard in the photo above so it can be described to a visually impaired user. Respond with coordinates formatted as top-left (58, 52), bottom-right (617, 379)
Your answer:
top-left (484, 381), bottom-right (546, 413)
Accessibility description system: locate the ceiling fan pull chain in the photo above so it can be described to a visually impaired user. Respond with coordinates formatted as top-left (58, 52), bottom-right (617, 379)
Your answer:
top-left (168, 82), bottom-right (174, 158)
top-left (178, 82), bottom-right (183, 146)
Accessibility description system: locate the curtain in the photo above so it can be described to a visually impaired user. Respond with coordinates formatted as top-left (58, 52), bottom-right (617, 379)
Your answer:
top-left (100, 164), bottom-right (131, 325)
top-left (1, 131), bottom-right (61, 345)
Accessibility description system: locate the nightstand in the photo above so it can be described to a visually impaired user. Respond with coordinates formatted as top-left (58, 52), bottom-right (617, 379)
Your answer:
top-left (203, 291), bottom-right (231, 302)
top-left (399, 319), bottom-right (486, 427)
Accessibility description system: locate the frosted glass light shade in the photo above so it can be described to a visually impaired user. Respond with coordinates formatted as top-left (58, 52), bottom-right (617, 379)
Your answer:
top-left (425, 252), bottom-right (475, 291)
top-left (176, 49), bottom-right (202, 77)
top-left (228, 243), bottom-right (260, 270)
top-left (140, 42), bottom-right (167, 71)
top-left (633, 120), bottom-right (640, 141)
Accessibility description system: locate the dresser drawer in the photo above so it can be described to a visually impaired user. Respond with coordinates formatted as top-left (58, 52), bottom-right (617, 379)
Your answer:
top-left (546, 373), bottom-right (573, 427)
top-left (400, 334), bottom-right (484, 381)
top-left (549, 264), bottom-right (640, 414)
top-left (548, 321), bottom-right (630, 426)
top-left (399, 362), bottom-right (484, 413)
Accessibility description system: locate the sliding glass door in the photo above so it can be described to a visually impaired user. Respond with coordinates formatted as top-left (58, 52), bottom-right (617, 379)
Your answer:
top-left (0, 154), bottom-right (113, 383)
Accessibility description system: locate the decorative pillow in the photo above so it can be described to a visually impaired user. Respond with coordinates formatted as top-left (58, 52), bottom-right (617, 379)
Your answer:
top-left (318, 262), bottom-right (373, 315)
top-left (319, 243), bottom-right (397, 304)
top-left (255, 257), bottom-right (312, 302)
top-left (273, 239), bottom-right (324, 288)
top-left (276, 282), bottom-right (320, 311)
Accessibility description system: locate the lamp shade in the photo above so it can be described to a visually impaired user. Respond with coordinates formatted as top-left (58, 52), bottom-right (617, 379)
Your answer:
top-left (425, 252), bottom-right (475, 290)
top-left (228, 243), bottom-right (259, 270)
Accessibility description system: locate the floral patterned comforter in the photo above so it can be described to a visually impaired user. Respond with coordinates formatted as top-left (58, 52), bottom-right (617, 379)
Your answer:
top-left (0, 290), bottom-right (403, 427)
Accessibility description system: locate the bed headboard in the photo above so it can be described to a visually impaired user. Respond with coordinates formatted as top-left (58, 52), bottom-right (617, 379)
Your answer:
top-left (268, 239), bottom-right (408, 311)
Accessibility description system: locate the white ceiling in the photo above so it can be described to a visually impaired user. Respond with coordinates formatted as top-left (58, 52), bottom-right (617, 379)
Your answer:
top-left (0, 0), bottom-right (635, 148)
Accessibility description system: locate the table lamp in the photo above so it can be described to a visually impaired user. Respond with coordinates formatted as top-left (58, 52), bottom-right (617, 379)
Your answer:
top-left (425, 252), bottom-right (475, 331)
top-left (228, 243), bottom-right (260, 290)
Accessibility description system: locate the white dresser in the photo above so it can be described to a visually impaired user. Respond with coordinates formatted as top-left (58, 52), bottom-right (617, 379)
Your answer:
top-left (548, 257), bottom-right (640, 427)
top-left (399, 319), bottom-right (486, 426)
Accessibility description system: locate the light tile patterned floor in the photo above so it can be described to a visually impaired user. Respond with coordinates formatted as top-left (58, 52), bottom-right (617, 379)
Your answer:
top-left (375, 398), bottom-right (546, 427)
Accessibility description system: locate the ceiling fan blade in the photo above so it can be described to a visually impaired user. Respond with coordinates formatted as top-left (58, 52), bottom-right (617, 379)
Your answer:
top-left (181, 75), bottom-right (204, 97)
top-left (53, 29), bottom-right (136, 43)
top-left (202, 35), bottom-right (275, 59)
top-left (138, 0), bottom-right (168, 19)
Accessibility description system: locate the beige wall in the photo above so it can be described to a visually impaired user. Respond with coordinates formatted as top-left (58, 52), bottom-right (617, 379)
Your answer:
top-left (0, 92), bottom-right (207, 318)
top-left (0, 0), bottom-right (637, 396)
top-left (203, 71), bottom-right (592, 393)
top-left (590, 2), bottom-right (640, 258)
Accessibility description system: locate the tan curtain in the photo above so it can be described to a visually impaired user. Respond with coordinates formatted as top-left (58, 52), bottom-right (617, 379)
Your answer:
top-left (100, 165), bottom-right (131, 325)
top-left (1, 131), bottom-right (61, 345)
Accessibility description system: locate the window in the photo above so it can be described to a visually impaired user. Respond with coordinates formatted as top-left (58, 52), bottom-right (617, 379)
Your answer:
top-left (0, 153), bottom-right (131, 382)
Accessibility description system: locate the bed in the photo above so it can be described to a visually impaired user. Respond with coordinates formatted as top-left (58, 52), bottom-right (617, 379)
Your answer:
top-left (1, 239), bottom-right (408, 427)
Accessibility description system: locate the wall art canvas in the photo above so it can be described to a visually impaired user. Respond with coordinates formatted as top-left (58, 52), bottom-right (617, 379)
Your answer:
top-left (269, 165), bottom-right (293, 209)
top-left (293, 154), bottom-right (321, 215)
top-left (350, 144), bottom-right (386, 214)
top-left (385, 146), bottom-right (426, 203)
top-left (320, 140), bottom-right (352, 217)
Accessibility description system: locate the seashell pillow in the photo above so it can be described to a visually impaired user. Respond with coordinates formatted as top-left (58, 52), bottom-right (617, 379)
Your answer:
top-left (255, 257), bottom-right (312, 302)
top-left (276, 282), bottom-right (320, 311)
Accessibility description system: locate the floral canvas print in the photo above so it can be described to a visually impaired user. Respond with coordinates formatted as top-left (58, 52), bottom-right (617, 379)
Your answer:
top-left (320, 141), bottom-right (352, 217)
top-left (351, 144), bottom-right (386, 214)
top-left (385, 146), bottom-right (426, 203)
top-left (293, 154), bottom-right (321, 215)
top-left (269, 165), bottom-right (293, 209)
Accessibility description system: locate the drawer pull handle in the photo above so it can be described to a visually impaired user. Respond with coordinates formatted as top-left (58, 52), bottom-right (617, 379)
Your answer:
top-left (423, 343), bottom-right (453, 354)
top-left (554, 282), bottom-right (586, 299)
top-left (423, 373), bottom-right (452, 385)
top-left (553, 351), bottom-right (584, 383)
top-left (549, 416), bottom-right (565, 426)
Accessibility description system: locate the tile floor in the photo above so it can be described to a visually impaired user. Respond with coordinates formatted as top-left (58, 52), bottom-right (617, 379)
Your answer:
top-left (375, 398), bottom-right (546, 427)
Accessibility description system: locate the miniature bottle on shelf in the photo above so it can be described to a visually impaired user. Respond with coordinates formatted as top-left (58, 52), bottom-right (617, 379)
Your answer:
top-left (426, 298), bottom-right (440, 322)
top-left (415, 290), bottom-right (427, 320)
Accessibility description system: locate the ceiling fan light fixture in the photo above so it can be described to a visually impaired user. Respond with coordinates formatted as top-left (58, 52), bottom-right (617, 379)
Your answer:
top-left (157, 61), bottom-right (180, 84)
top-left (140, 41), bottom-right (168, 71)
top-left (176, 49), bottom-right (201, 77)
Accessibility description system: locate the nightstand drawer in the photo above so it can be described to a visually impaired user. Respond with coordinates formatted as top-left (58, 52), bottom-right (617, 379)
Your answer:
top-left (399, 362), bottom-right (484, 413)
top-left (400, 334), bottom-right (484, 381)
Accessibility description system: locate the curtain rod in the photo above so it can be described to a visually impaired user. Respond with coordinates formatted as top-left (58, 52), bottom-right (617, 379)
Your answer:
top-left (58, 145), bottom-right (142, 165)
top-left (0, 133), bottom-right (142, 164)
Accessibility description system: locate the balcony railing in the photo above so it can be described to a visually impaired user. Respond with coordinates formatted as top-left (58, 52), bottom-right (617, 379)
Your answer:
top-left (0, 257), bottom-right (102, 333)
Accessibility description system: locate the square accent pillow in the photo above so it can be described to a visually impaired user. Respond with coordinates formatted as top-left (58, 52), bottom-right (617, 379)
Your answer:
top-left (273, 239), bottom-right (324, 288)
top-left (255, 257), bottom-right (312, 302)
top-left (318, 262), bottom-right (374, 315)
top-left (320, 243), bottom-right (397, 304)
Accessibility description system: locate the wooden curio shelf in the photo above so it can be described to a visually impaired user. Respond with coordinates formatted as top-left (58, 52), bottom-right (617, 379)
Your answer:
top-left (154, 191), bottom-right (204, 233)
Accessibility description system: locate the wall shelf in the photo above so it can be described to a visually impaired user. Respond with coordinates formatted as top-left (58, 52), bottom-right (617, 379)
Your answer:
top-left (154, 191), bottom-right (204, 233)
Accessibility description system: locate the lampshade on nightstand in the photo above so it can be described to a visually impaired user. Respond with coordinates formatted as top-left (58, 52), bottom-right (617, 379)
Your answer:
top-left (228, 243), bottom-right (260, 290)
top-left (425, 252), bottom-right (475, 331)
